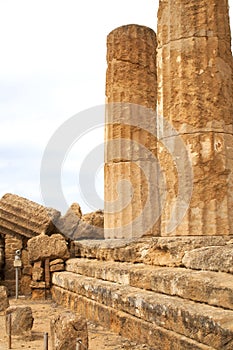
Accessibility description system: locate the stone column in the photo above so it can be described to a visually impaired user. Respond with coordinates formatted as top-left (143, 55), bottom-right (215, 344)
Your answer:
top-left (157, 0), bottom-right (233, 235)
top-left (104, 25), bottom-right (159, 239)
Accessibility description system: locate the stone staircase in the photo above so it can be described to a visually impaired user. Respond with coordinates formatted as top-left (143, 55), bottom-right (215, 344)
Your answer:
top-left (51, 238), bottom-right (233, 350)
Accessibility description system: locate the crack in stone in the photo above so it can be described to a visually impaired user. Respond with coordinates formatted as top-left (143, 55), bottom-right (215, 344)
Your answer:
top-left (110, 58), bottom-right (157, 77)
top-left (157, 34), bottom-right (230, 49)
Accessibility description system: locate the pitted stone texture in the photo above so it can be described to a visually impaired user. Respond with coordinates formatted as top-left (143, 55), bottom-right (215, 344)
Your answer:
top-left (73, 236), bottom-right (232, 266)
top-left (0, 286), bottom-right (9, 311)
top-left (0, 193), bottom-right (60, 238)
top-left (72, 210), bottom-right (104, 240)
top-left (5, 306), bottom-right (34, 338)
top-left (82, 210), bottom-right (104, 229)
top-left (66, 258), bottom-right (233, 310)
top-left (51, 312), bottom-right (88, 350)
top-left (32, 261), bottom-right (44, 281)
top-left (19, 276), bottom-right (32, 296)
top-left (52, 272), bottom-right (233, 348)
top-left (0, 235), bottom-right (4, 270)
top-left (4, 233), bottom-right (22, 280)
top-left (182, 244), bottom-right (233, 273)
top-left (157, 0), bottom-right (233, 236)
top-left (57, 205), bottom-right (104, 240)
top-left (106, 25), bottom-right (157, 108)
top-left (105, 25), bottom-right (159, 239)
top-left (157, 0), bottom-right (233, 134)
top-left (158, 132), bottom-right (233, 236)
top-left (52, 287), bottom-right (213, 350)
top-left (27, 234), bottom-right (70, 263)
top-left (55, 203), bottom-right (81, 239)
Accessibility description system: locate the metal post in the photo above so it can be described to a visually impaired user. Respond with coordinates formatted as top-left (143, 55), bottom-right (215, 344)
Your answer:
top-left (44, 332), bottom-right (48, 350)
top-left (76, 338), bottom-right (81, 350)
top-left (15, 267), bottom-right (19, 299)
top-left (8, 314), bottom-right (12, 349)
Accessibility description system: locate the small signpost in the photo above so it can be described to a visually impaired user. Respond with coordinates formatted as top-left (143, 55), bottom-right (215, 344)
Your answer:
top-left (13, 250), bottom-right (22, 299)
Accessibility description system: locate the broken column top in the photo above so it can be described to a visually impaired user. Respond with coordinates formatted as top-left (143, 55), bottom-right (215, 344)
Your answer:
top-left (106, 24), bottom-right (157, 110)
top-left (107, 24), bottom-right (157, 75)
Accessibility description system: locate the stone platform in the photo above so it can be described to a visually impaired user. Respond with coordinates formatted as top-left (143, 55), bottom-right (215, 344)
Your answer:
top-left (51, 237), bottom-right (233, 350)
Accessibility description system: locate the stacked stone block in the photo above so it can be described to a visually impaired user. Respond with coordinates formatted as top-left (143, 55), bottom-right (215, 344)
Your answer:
top-left (0, 193), bottom-right (61, 295)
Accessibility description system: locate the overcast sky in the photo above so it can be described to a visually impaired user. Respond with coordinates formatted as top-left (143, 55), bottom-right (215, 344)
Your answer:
top-left (0, 1), bottom-right (232, 214)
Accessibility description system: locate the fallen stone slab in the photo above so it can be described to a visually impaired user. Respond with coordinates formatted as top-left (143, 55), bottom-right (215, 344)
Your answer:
top-left (55, 203), bottom-right (82, 239)
top-left (0, 193), bottom-right (60, 238)
top-left (51, 311), bottom-right (88, 350)
top-left (27, 233), bottom-right (70, 262)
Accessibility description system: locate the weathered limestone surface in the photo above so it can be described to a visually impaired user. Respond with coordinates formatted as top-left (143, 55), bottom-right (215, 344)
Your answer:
top-left (4, 233), bottom-right (22, 281)
top-left (0, 193), bottom-right (60, 238)
top-left (5, 306), bottom-right (34, 338)
top-left (52, 271), bottom-right (233, 348)
top-left (31, 289), bottom-right (46, 300)
top-left (50, 259), bottom-right (64, 266)
top-left (27, 234), bottom-right (70, 262)
top-left (0, 286), bottom-right (9, 311)
top-left (50, 263), bottom-right (64, 272)
top-left (106, 25), bottom-right (157, 108)
top-left (157, 0), bottom-right (233, 236)
top-left (182, 244), bottom-right (233, 273)
top-left (82, 210), bottom-right (104, 228)
top-left (66, 258), bottom-right (233, 310)
top-left (56, 204), bottom-right (104, 240)
top-left (72, 236), bottom-right (232, 266)
top-left (55, 203), bottom-right (81, 239)
top-left (50, 312), bottom-right (88, 350)
top-left (30, 281), bottom-right (46, 289)
top-left (0, 235), bottom-right (4, 272)
top-left (105, 25), bottom-right (159, 239)
top-left (72, 209), bottom-right (104, 240)
top-left (19, 275), bottom-right (32, 296)
top-left (32, 261), bottom-right (44, 281)
top-left (52, 286), bottom-right (214, 350)
top-left (50, 258), bottom-right (64, 272)
top-left (20, 249), bottom-right (33, 295)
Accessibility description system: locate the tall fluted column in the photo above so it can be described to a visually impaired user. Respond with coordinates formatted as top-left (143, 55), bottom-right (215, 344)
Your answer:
top-left (104, 25), bottom-right (159, 239)
top-left (157, 0), bottom-right (233, 235)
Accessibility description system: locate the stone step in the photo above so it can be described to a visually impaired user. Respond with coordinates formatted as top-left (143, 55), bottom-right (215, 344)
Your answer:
top-left (72, 236), bottom-right (233, 267)
top-left (65, 258), bottom-right (233, 310)
top-left (51, 286), bottom-right (215, 350)
top-left (52, 271), bottom-right (233, 349)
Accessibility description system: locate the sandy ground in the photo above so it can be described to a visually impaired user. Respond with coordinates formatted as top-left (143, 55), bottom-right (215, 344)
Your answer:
top-left (0, 298), bottom-right (152, 350)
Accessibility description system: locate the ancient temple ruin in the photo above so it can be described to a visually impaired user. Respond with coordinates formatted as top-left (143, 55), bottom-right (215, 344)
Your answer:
top-left (1, 1), bottom-right (233, 349)
top-left (51, 2), bottom-right (233, 349)
top-left (104, 0), bottom-right (233, 238)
